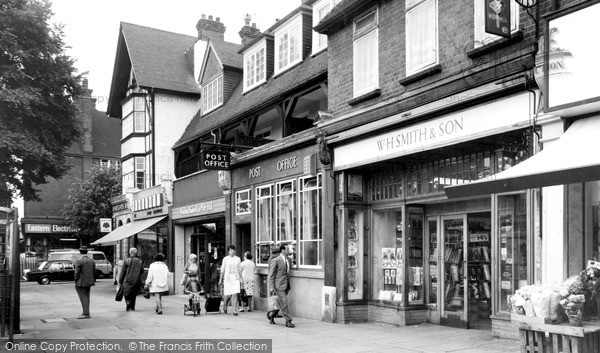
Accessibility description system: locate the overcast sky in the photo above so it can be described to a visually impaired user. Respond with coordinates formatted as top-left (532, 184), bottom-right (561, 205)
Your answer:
top-left (50, 0), bottom-right (301, 113)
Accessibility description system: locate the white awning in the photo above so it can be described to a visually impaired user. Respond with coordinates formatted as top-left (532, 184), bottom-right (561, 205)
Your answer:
top-left (445, 115), bottom-right (600, 198)
top-left (91, 215), bottom-right (167, 245)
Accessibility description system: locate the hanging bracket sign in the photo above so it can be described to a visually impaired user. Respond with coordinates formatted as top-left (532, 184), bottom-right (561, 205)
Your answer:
top-left (200, 150), bottom-right (230, 170)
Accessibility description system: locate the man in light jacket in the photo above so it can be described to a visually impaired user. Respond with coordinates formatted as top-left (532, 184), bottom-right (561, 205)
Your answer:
top-left (268, 243), bottom-right (294, 328)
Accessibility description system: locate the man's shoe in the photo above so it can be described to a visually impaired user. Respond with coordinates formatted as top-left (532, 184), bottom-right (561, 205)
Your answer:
top-left (267, 312), bottom-right (276, 324)
top-left (275, 314), bottom-right (283, 318)
top-left (77, 315), bottom-right (90, 319)
top-left (285, 321), bottom-right (295, 328)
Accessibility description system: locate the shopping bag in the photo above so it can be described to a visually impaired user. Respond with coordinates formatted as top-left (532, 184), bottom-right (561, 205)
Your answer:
top-left (268, 295), bottom-right (280, 311)
top-left (143, 285), bottom-right (151, 299)
top-left (115, 285), bottom-right (123, 302)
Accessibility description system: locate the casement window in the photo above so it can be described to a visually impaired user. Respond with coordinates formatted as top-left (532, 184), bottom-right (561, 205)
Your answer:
top-left (202, 75), bottom-right (223, 115)
top-left (243, 41), bottom-right (266, 92)
top-left (121, 95), bottom-right (146, 138)
top-left (255, 185), bottom-right (274, 265)
top-left (298, 175), bottom-right (322, 267)
top-left (274, 14), bottom-right (302, 75)
top-left (100, 159), bottom-right (121, 169)
top-left (313, 0), bottom-right (341, 54)
top-left (474, 0), bottom-right (519, 46)
top-left (353, 9), bottom-right (379, 97)
top-left (135, 157), bottom-right (146, 190)
top-left (235, 189), bottom-right (251, 215)
top-left (405, 0), bottom-right (438, 76)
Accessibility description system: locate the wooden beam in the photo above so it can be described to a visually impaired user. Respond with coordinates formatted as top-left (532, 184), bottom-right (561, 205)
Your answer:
top-left (320, 82), bottom-right (328, 97)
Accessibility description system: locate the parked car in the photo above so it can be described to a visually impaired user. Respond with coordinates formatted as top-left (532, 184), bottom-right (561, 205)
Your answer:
top-left (48, 249), bottom-right (112, 278)
top-left (25, 260), bottom-right (103, 285)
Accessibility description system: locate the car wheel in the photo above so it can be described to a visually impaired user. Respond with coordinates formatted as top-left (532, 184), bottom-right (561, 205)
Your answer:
top-left (39, 277), bottom-right (51, 285)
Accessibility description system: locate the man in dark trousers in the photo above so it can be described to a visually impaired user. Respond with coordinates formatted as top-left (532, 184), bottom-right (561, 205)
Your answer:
top-left (268, 243), bottom-right (294, 328)
top-left (74, 245), bottom-right (95, 319)
top-left (118, 247), bottom-right (144, 312)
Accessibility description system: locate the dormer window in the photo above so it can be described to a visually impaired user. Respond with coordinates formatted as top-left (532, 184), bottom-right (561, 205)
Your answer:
top-left (312, 0), bottom-right (341, 54)
top-left (274, 13), bottom-right (302, 75)
top-left (243, 40), bottom-right (266, 92)
top-left (202, 74), bottom-right (223, 115)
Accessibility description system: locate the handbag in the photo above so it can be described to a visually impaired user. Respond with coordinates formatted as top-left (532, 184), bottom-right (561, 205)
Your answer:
top-left (115, 285), bottom-right (123, 302)
top-left (267, 295), bottom-right (280, 311)
top-left (143, 285), bottom-right (151, 299)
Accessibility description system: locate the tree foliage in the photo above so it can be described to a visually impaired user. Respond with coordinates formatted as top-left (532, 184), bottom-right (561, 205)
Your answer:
top-left (0, 0), bottom-right (83, 203)
top-left (62, 164), bottom-right (121, 245)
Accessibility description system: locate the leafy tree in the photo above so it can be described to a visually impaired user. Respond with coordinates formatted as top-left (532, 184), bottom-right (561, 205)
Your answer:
top-left (0, 0), bottom-right (83, 203)
top-left (62, 164), bottom-right (121, 245)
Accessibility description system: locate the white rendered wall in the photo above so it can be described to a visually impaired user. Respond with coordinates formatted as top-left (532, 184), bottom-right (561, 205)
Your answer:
top-left (153, 92), bottom-right (201, 185)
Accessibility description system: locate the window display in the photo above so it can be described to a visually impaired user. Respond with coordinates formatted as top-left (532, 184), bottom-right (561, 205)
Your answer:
top-left (347, 209), bottom-right (364, 300)
top-left (428, 219), bottom-right (438, 304)
top-left (467, 213), bottom-right (491, 327)
top-left (372, 209), bottom-right (404, 303)
top-left (443, 218), bottom-right (465, 315)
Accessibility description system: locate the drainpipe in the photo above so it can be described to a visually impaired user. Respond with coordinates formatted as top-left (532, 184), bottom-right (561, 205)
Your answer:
top-left (151, 89), bottom-right (156, 187)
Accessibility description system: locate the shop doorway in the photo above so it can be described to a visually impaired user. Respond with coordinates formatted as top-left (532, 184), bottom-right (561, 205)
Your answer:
top-left (236, 224), bottom-right (252, 258)
top-left (436, 212), bottom-right (492, 330)
top-left (190, 222), bottom-right (225, 294)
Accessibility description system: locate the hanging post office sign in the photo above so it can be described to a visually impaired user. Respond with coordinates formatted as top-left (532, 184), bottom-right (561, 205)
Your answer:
top-left (201, 150), bottom-right (230, 170)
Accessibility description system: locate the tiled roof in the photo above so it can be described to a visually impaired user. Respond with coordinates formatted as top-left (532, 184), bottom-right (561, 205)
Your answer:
top-left (175, 52), bottom-right (328, 148)
top-left (210, 39), bottom-right (243, 69)
top-left (120, 22), bottom-right (200, 94)
top-left (315, 0), bottom-right (376, 34)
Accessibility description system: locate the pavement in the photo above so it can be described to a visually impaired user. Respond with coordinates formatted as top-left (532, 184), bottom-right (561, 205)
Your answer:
top-left (8, 279), bottom-right (520, 352)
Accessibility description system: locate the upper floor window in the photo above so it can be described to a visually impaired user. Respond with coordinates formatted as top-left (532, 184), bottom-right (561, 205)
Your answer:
top-left (353, 9), bottom-right (379, 97)
top-left (243, 41), bottom-right (266, 92)
top-left (313, 0), bottom-right (340, 54)
top-left (121, 95), bottom-right (146, 138)
top-left (405, 0), bottom-right (438, 76)
top-left (202, 75), bottom-right (223, 115)
top-left (474, 0), bottom-right (519, 47)
top-left (135, 156), bottom-right (146, 190)
top-left (274, 14), bottom-right (302, 75)
top-left (99, 159), bottom-right (121, 169)
top-left (236, 189), bottom-right (251, 215)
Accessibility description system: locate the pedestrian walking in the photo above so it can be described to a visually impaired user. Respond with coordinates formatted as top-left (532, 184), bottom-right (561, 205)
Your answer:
top-left (219, 245), bottom-right (241, 315)
top-left (118, 247), bottom-right (144, 312)
top-left (113, 257), bottom-right (123, 289)
top-left (266, 245), bottom-right (281, 321)
top-left (74, 245), bottom-right (95, 319)
top-left (239, 251), bottom-right (256, 312)
top-left (145, 253), bottom-right (169, 314)
top-left (268, 243), bottom-right (294, 328)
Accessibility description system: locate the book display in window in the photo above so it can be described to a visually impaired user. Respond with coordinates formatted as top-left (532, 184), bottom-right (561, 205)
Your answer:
top-left (347, 209), bottom-right (364, 300)
top-left (443, 221), bottom-right (464, 312)
top-left (467, 232), bottom-right (492, 324)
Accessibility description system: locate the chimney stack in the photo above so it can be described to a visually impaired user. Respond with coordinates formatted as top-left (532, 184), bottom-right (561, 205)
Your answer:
top-left (197, 14), bottom-right (226, 41)
top-left (238, 14), bottom-right (261, 46)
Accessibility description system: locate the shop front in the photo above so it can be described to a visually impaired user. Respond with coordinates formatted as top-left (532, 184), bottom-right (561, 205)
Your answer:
top-left (171, 169), bottom-right (227, 296)
top-left (329, 92), bottom-right (539, 331)
top-left (93, 184), bottom-right (171, 269)
top-left (21, 222), bottom-right (78, 258)
top-left (230, 145), bottom-right (325, 320)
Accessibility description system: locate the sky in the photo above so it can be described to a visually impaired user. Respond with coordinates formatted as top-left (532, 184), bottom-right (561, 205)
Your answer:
top-left (49, 0), bottom-right (302, 113)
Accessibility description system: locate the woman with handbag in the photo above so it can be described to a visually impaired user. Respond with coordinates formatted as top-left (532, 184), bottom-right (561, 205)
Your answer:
top-left (239, 252), bottom-right (256, 312)
top-left (145, 253), bottom-right (169, 314)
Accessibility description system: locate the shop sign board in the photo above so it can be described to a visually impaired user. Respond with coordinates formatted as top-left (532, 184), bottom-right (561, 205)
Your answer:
top-left (25, 223), bottom-right (76, 234)
top-left (172, 198), bottom-right (226, 220)
top-left (545, 2), bottom-right (600, 116)
top-left (201, 150), bottom-right (230, 170)
top-left (334, 93), bottom-right (531, 171)
top-left (132, 187), bottom-right (168, 220)
top-left (484, 0), bottom-right (511, 38)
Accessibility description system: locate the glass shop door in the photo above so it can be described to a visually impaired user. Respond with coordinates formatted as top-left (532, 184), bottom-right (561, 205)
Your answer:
top-left (440, 215), bottom-right (468, 328)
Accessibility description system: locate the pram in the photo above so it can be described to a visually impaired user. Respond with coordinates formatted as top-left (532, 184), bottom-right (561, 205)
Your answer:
top-left (183, 292), bottom-right (202, 317)
top-left (204, 281), bottom-right (222, 314)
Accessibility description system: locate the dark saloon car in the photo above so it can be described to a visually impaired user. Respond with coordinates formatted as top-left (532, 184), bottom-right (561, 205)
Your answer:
top-left (25, 260), bottom-right (102, 285)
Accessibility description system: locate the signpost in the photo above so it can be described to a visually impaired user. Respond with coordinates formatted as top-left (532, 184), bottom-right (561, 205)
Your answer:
top-left (200, 150), bottom-right (230, 170)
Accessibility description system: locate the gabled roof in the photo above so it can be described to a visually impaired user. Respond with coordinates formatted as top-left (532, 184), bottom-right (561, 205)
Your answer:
top-left (107, 22), bottom-right (200, 117)
top-left (209, 39), bottom-right (243, 69)
top-left (174, 52), bottom-right (328, 149)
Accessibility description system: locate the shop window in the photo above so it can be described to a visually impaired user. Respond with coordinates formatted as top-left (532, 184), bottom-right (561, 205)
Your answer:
top-left (276, 180), bottom-right (296, 243)
top-left (497, 192), bottom-right (529, 314)
top-left (255, 185), bottom-right (273, 265)
top-left (235, 189), bottom-right (251, 215)
top-left (405, 0), bottom-right (438, 76)
top-left (370, 166), bottom-right (403, 201)
top-left (372, 209), bottom-right (405, 303)
top-left (299, 175), bottom-right (322, 268)
top-left (353, 9), bottom-right (378, 97)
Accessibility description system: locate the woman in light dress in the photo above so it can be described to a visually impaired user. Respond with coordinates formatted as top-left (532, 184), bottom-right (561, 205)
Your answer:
top-left (219, 245), bottom-right (241, 315)
top-left (145, 253), bottom-right (169, 314)
top-left (239, 252), bottom-right (256, 312)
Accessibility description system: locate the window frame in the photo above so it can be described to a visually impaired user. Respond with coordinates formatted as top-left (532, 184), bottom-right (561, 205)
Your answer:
top-left (274, 13), bottom-right (303, 76)
top-left (243, 40), bottom-right (267, 93)
top-left (235, 189), bottom-right (252, 215)
top-left (312, 0), bottom-right (334, 55)
top-left (275, 179), bottom-right (297, 244)
top-left (135, 156), bottom-right (145, 190)
top-left (202, 75), bottom-right (223, 115)
top-left (255, 184), bottom-right (274, 266)
top-left (298, 174), bottom-right (323, 268)
top-left (405, 0), bottom-right (439, 76)
top-left (352, 8), bottom-right (379, 97)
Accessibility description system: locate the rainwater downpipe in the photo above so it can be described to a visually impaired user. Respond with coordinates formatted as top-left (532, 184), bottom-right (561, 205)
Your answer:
top-left (151, 88), bottom-right (156, 187)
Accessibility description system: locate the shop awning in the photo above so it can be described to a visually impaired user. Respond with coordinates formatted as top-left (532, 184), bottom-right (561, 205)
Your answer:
top-left (444, 115), bottom-right (600, 198)
top-left (91, 215), bottom-right (167, 245)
